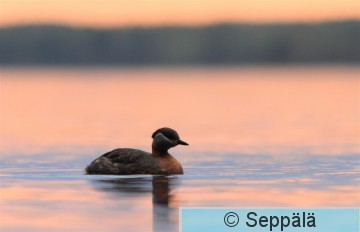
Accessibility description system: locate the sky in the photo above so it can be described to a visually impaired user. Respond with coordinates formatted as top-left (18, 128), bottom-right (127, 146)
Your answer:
top-left (0, 0), bottom-right (359, 27)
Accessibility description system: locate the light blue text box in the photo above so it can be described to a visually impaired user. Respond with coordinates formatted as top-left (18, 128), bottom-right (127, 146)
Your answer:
top-left (181, 208), bottom-right (359, 232)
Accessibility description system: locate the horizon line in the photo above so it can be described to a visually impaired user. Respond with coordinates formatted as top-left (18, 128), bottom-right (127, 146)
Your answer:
top-left (1, 18), bottom-right (359, 29)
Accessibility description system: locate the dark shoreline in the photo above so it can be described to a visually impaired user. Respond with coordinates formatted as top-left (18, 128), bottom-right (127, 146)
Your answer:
top-left (1, 20), bottom-right (359, 65)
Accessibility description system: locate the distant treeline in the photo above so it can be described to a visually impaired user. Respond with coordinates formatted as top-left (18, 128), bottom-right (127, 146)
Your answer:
top-left (0, 21), bottom-right (359, 65)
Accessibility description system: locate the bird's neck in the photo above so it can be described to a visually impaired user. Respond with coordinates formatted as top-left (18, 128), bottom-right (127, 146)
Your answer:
top-left (152, 145), bottom-right (169, 157)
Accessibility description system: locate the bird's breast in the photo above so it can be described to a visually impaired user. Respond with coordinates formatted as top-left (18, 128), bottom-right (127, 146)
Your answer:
top-left (156, 154), bottom-right (183, 174)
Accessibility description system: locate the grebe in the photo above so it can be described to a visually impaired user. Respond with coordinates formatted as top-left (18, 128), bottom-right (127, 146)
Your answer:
top-left (85, 127), bottom-right (188, 175)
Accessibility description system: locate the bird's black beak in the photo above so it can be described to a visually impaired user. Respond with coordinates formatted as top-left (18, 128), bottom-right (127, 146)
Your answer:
top-left (177, 139), bottom-right (189, 146)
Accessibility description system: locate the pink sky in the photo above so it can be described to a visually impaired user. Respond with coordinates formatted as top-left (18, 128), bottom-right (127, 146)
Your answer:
top-left (0, 0), bottom-right (359, 27)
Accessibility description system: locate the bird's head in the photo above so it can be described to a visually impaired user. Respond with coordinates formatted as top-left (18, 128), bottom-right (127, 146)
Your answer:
top-left (151, 127), bottom-right (188, 153)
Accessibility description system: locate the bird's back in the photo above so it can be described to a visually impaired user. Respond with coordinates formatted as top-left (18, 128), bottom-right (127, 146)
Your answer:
top-left (85, 148), bottom-right (159, 175)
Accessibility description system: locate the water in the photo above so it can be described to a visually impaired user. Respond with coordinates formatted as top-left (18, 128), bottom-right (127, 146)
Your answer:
top-left (0, 66), bottom-right (359, 232)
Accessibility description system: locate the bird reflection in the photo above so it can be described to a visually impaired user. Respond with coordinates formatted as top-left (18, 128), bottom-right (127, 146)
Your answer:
top-left (90, 176), bottom-right (179, 231)
top-left (152, 176), bottom-right (177, 231)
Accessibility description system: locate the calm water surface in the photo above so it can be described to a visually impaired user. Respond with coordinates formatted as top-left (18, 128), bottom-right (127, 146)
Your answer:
top-left (0, 66), bottom-right (359, 232)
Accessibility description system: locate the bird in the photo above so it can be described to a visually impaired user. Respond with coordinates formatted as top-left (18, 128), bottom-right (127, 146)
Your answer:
top-left (85, 127), bottom-right (188, 175)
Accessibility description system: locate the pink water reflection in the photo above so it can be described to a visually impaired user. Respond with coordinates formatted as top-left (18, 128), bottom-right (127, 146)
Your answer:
top-left (1, 175), bottom-right (358, 231)
top-left (1, 180), bottom-right (152, 232)
top-left (0, 66), bottom-right (359, 157)
top-left (173, 185), bottom-right (360, 207)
